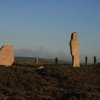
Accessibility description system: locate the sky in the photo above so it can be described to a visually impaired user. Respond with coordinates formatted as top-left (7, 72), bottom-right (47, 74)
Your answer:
top-left (0, 0), bottom-right (100, 62)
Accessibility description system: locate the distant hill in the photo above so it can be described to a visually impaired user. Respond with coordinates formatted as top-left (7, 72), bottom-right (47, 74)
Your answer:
top-left (15, 57), bottom-right (71, 64)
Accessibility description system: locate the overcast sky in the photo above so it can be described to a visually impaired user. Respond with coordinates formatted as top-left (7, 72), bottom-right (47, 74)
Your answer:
top-left (0, 0), bottom-right (100, 62)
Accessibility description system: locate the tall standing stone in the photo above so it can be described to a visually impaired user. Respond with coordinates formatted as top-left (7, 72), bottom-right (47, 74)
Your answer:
top-left (69, 32), bottom-right (80, 67)
top-left (0, 44), bottom-right (14, 66)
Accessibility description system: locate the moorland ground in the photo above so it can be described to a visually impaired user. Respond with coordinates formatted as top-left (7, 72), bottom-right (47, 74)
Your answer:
top-left (0, 62), bottom-right (99, 100)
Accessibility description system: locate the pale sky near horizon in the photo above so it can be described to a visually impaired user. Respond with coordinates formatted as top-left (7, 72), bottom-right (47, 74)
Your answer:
top-left (0, 0), bottom-right (100, 62)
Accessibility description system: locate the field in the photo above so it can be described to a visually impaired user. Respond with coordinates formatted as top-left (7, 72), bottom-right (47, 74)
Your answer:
top-left (0, 58), bottom-right (99, 100)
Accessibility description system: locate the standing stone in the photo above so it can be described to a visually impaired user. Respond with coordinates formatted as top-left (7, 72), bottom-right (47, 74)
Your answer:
top-left (0, 44), bottom-right (14, 66)
top-left (36, 57), bottom-right (39, 64)
top-left (85, 56), bottom-right (88, 66)
top-left (69, 32), bottom-right (80, 67)
top-left (55, 57), bottom-right (58, 64)
top-left (94, 56), bottom-right (97, 66)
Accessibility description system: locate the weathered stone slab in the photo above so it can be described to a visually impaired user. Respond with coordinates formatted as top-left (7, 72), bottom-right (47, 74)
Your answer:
top-left (0, 44), bottom-right (14, 66)
top-left (69, 32), bottom-right (80, 67)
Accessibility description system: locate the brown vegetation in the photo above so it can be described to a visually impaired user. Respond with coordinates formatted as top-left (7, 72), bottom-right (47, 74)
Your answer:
top-left (0, 63), bottom-right (99, 100)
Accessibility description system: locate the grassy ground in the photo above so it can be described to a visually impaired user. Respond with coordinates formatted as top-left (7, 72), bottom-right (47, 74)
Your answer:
top-left (0, 63), bottom-right (99, 100)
